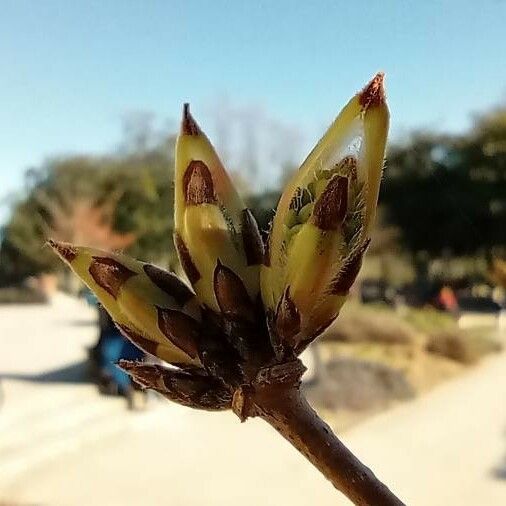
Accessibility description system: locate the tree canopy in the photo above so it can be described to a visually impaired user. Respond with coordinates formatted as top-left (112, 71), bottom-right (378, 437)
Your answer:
top-left (0, 138), bottom-right (177, 284)
top-left (1, 105), bottom-right (505, 285)
top-left (382, 108), bottom-right (506, 257)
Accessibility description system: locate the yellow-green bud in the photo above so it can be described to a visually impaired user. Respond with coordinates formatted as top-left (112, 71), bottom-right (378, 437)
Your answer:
top-left (261, 73), bottom-right (389, 352)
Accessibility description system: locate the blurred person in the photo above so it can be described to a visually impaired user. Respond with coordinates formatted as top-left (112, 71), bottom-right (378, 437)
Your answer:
top-left (94, 304), bottom-right (146, 409)
top-left (437, 284), bottom-right (460, 319)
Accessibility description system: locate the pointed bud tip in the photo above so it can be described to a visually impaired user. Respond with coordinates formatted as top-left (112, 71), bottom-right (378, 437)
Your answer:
top-left (117, 359), bottom-right (152, 378)
top-left (117, 360), bottom-right (158, 388)
top-left (359, 72), bottom-right (386, 110)
top-left (181, 103), bottom-right (201, 136)
top-left (47, 239), bottom-right (77, 262)
top-left (117, 359), bottom-right (139, 373)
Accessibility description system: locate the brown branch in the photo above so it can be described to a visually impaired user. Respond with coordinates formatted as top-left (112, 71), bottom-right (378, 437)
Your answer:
top-left (252, 385), bottom-right (405, 506)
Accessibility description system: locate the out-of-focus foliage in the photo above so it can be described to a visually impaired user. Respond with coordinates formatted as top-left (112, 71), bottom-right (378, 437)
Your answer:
top-left (490, 258), bottom-right (506, 289)
top-left (426, 331), bottom-right (502, 365)
top-left (383, 107), bottom-right (506, 257)
top-left (0, 137), bottom-right (177, 285)
top-left (0, 285), bottom-right (48, 304)
top-left (2, 103), bottom-right (506, 285)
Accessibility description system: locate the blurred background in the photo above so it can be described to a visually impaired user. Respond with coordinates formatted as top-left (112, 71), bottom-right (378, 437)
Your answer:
top-left (1, 1), bottom-right (506, 505)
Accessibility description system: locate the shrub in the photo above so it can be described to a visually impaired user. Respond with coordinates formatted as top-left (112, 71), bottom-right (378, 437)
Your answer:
top-left (322, 308), bottom-right (418, 345)
top-left (426, 331), bottom-right (502, 364)
top-left (0, 286), bottom-right (48, 304)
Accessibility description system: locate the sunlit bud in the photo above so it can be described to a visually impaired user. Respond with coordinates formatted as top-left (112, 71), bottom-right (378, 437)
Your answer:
top-left (119, 361), bottom-right (232, 411)
top-left (48, 240), bottom-right (202, 366)
top-left (261, 73), bottom-right (389, 352)
top-left (174, 104), bottom-right (263, 315)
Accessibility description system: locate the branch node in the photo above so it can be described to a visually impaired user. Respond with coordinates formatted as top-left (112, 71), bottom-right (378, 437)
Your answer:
top-left (232, 385), bottom-right (256, 422)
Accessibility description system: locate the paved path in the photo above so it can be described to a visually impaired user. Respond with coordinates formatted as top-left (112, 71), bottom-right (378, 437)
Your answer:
top-left (1, 297), bottom-right (505, 505)
top-left (346, 348), bottom-right (506, 505)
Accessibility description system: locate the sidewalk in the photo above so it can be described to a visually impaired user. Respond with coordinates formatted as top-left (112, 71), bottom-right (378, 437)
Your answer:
top-left (1, 297), bottom-right (505, 505)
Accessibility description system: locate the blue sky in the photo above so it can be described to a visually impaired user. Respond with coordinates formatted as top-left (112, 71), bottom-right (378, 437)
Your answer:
top-left (1, 0), bottom-right (506, 221)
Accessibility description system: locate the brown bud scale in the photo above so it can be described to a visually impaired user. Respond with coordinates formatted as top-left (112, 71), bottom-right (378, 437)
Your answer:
top-left (241, 209), bottom-right (264, 266)
top-left (312, 176), bottom-right (348, 231)
top-left (329, 239), bottom-right (371, 295)
top-left (143, 263), bottom-right (194, 306)
top-left (48, 240), bottom-right (78, 263)
top-left (337, 156), bottom-right (358, 181)
top-left (181, 103), bottom-right (201, 136)
top-left (117, 324), bottom-right (160, 358)
top-left (275, 288), bottom-right (301, 345)
top-left (174, 233), bottom-right (201, 285)
top-left (119, 362), bottom-right (232, 411)
top-left (359, 72), bottom-right (385, 110)
top-left (289, 187), bottom-right (311, 213)
top-left (157, 307), bottom-right (200, 358)
top-left (213, 260), bottom-right (254, 321)
top-left (183, 160), bottom-right (215, 206)
top-left (89, 257), bottom-right (136, 298)
top-left (263, 235), bottom-right (271, 267)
